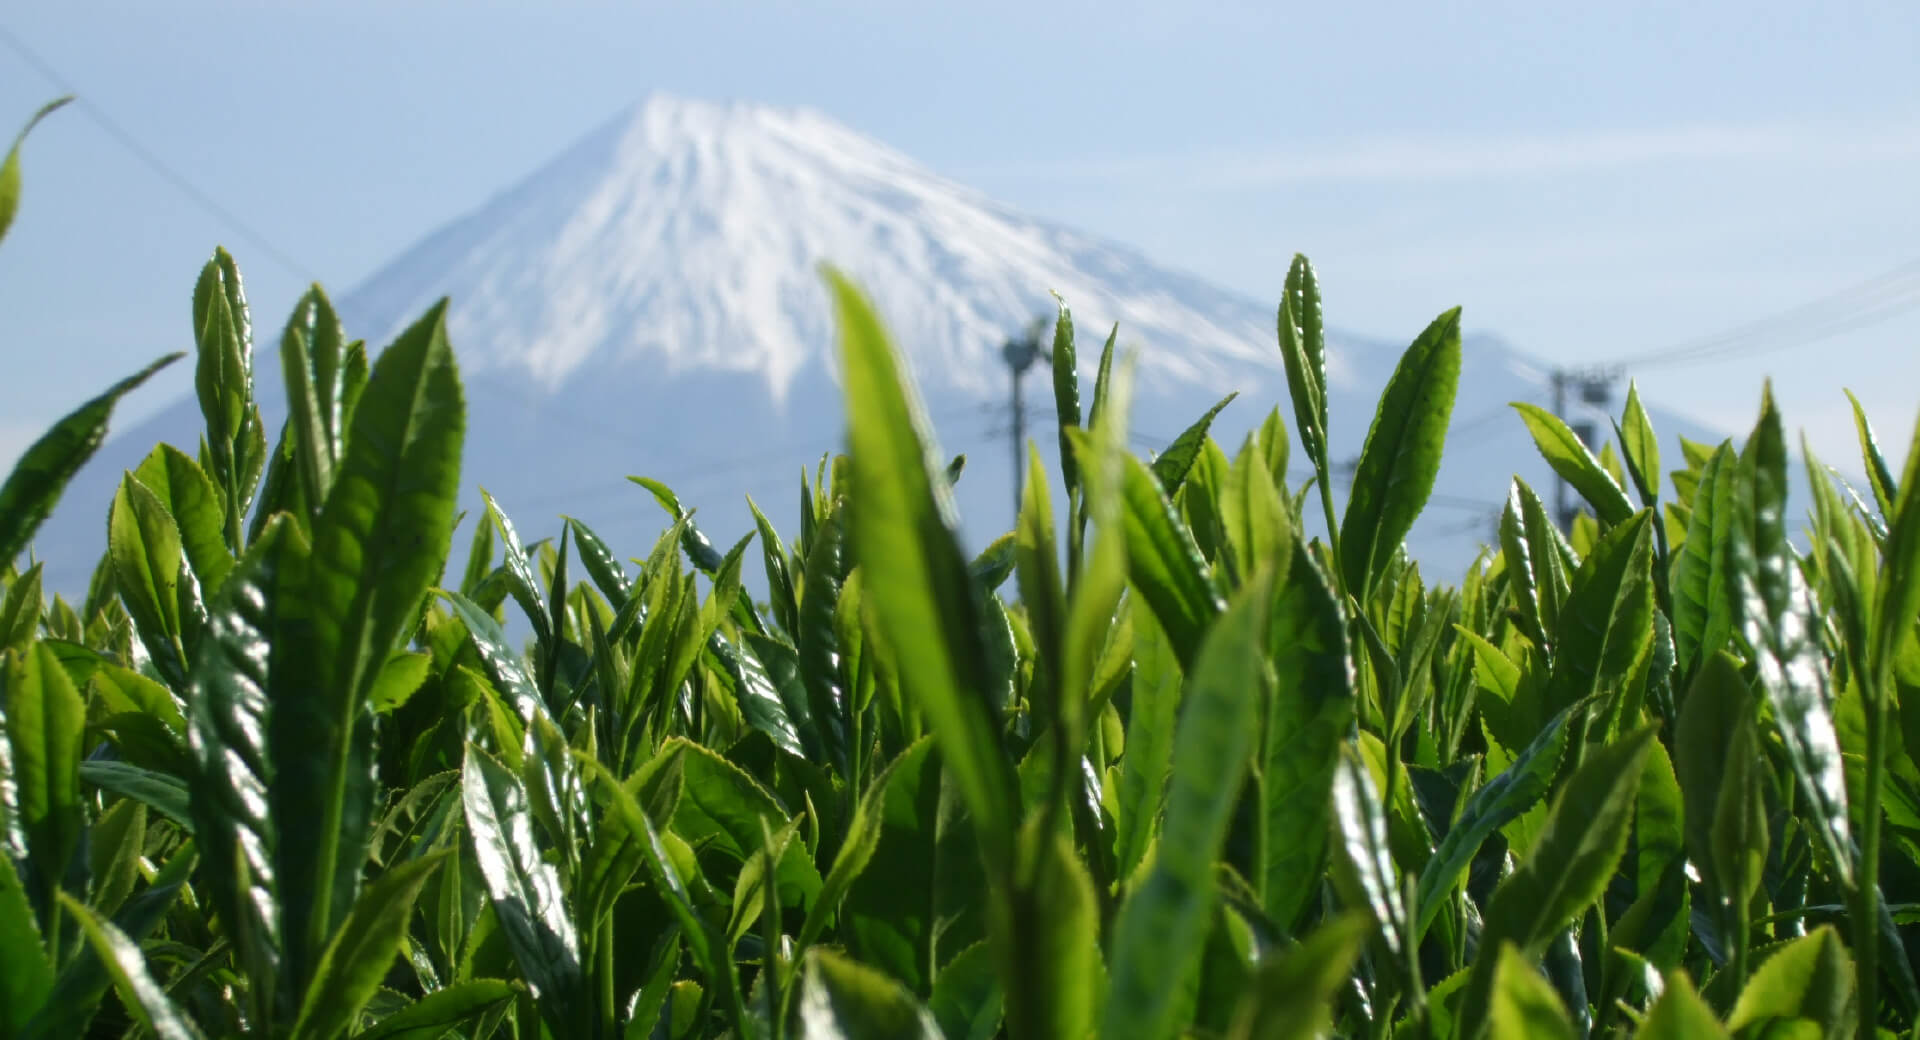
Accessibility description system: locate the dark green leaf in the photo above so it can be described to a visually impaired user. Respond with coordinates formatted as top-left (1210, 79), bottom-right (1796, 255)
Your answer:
top-left (1049, 297), bottom-right (1082, 500)
top-left (1546, 510), bottom-right (1654, 713)
top-left (1340, 307), bottom-right (1463, 598)
top-left (1415, 702), bottom-right (1577, 943)
top-left (131, 444), bottom-right (233, 594)
top-left (1225, 912), bottom-right (1369, 1040)
top-left (289, 851), bottom-right (450, 1040)
top-left (1462, 726), bottom-right (1657, 1038)
top-left (0, 350), bottom-right (182, 564)
top-left (461, 744), bottom-right (582, 1025)
top-left (1150, 392), bottom-right (1237, 495)
top-left (1846, 389), bottom-right (1898, 521)
top-left (1634, 971), bottom-right (1729, 1039)
top-left (79, 761), bottom-right (192, 831)
top-left (1670, 443), bottom-right (1736, 672)
top-left (354, 979), bottom-right (517, 1040)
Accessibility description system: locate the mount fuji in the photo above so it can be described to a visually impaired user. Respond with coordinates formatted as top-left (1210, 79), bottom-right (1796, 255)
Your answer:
top-left (36, 93), bottom-right (1729, 593)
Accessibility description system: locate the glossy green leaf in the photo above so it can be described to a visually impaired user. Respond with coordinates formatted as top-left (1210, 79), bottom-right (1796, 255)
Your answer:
top-left (1670, 442), bottom-right (1736, 672)
top-left (462, 744), bottom-right (582, 1025)
top-left (828, 269), bottom-right (1017, 863)
top-left (1150, 392), bottom-right (1237, 495)
top-left (1489, 943), bottom-right (1579, 1040)
top-left (1049, 297), bottom-right (1082, 500)
top-left (0, 351), bottom-right (183, 566)
top-left (1724, 926), bottom-right (1854, 1037)
top-left (87, 797), bottom-right (147, 916)
top-left (794, 947), bottom-right (944, 1039)
top-left (1330, 742), bottom-right (1406, 958)
top-left (280, 287), bottom-right (350, 512)
top-left (1103, 571), bottom-right (1272, 1040)
top-left (186, 517), bottom-right (295, 1008)
top-left (1258, 540), bottom-right (1352, 930)
top-left (668, 738), bottom-right (822, 910)
top-left (289, 850), bottom-right (450, 1040)
top-left (1220, 439), bottom-right (1290, 583)
top-left (1340, 307), bottom-right (1461, 598)
top-left (57, 891), bottom-right (206, 1040)
top-left (1546, 510), bottom-right (1653, 713)
top-left (1728, 387), bottom-right (1853, 883)
top-left (439, 589), bottom-right (547, 724)
top-left (1513, 402), bottom-right (1635, 527)
top-left (1846, 389), bottom-right (1898, 521)
top-left (131, 444), bottom-right (232, 594)
top-left (354, 979), bottom-right (518, 1040)
top-left (108, 472), bottom-right (190, 686)
top-left (1276, 254), bottom-right (1330, 479)
top-left (1415, 702), bottom-right (1577, 943)
top-left (81, 764), bottom-right (190, 837)
top-left (0, 97), bottom-right (70, 246)
top-left (1462, 725), bottom-right (1657, 1038)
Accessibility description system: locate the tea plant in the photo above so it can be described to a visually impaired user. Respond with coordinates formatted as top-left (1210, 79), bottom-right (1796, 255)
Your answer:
top-left (4, 99), bottom-right (1920, 1040)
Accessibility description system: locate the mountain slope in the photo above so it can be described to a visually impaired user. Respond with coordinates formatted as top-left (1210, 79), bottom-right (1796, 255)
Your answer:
top-left (32, 93), bottom-right (1733, 593)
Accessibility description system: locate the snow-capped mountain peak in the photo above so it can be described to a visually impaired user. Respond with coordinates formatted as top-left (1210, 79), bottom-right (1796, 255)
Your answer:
top-left (342, 92), bottom-right (1314, 406)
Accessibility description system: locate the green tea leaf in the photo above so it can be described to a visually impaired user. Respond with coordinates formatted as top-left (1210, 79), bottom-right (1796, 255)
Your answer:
top-left (1276, 255), bottom-right (1330, 480)
top-left (1724, 925), bottom-right (1854, 1038)
top-left (1340, 307), bottom-right (1462, 598)
top-left (1845, 389), bottom-right (1898, 521)
top-left (1874, 403), bottom-right (1920, 685)
top-left (274, 298), bottom-right (464, 986)
top-left (279, 287), bottom-right (350, 512)
top-left (1095, 445), bottom-right (1222, 670)
top-left (669, 738), bottom-right (823, 911)
top-left (1463, 725), bottom-right (1657, 1037)
top-left (289, 851), bottom-right (450, 1040)
top-left (7, 642), bottom-right (86, 912)
top-left (1415, 702), bottom-right (1576, 943)
top-left (1115, 597), bottom-right (1181, 881)
top-left (131, 444), bottom-right (233, 595)
top-left (57, 891), bottom-right (206, 1040)
top-left (1330, 742), bottom-right (1406, 958)
top-left (1150, 392), bottom-right (1237, 495)
top-left (354, 979), bottom-right (517, 1040)
top-left (794, 947), bottom-right (944, 1039)
top-left (1004, 828), bottom-right (1101, 1040)
top-left (1670, 443), bottom-right (1736, 672)
top-left (1258, 540), bottom-right (1351, 930)
top-left (1634, 971), bottom-right (1729, 1039)
top-left (828, 269), bottom-right (1017, 863)
top-left (186, 517), bottom-right (294, 1007)
top-left (1513, 402), bottom-right (1635, 527)
top-left (0, 97), bottom-right (71, 246)
top-left (1225, 912), bottom-right (1369, 1040)
top-left (1621, 382), bottom-right (1662, 506)
top-left (0, 350), bottom-right (183, 566)
top-left (0, 854), bottom-right (52, 1032)
top-left (1489, 943), bottom-right (1579, 1040)
top-left (462, 744), bottom-right (583, 1027)
top-left (1049, 297), bottom-right (1082, 501)
top-left (1103, 571), bottom-right (1272, 1040)
top-left (108, 472), bottom-right (190, 687)
top-left (1547, 510), bottom-right (1654, 713)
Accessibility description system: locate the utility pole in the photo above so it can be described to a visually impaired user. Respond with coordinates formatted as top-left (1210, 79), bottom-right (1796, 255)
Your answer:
top-left (1547, 364), bottom-right (1622, 532)
top-left (1001, 320), bottom-right (1049, 519)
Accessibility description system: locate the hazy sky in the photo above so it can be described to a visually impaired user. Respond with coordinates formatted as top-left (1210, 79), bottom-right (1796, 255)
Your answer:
top-left (2, 1), bottom-right (1917, 480)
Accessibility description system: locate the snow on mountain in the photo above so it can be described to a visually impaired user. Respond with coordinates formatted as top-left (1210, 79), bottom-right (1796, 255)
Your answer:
top-left (33, 92), bottom-right (1737, 594)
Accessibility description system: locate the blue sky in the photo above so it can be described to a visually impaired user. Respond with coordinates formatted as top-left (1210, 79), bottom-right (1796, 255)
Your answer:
top-left (2, 0), bottom-right (1917, 479)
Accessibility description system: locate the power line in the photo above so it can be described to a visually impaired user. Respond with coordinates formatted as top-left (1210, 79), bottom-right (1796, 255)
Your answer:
top-left (0, 23), bottom-right (318, 283)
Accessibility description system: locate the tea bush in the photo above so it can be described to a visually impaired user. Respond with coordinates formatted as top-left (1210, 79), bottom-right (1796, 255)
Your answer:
top-left (4, 100), bottom-right (1919, 1040)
